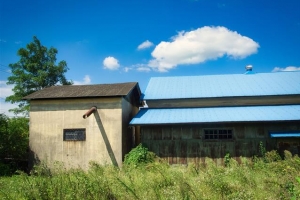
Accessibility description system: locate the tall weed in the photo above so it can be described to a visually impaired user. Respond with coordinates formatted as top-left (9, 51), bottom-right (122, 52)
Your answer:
top-left (1, 151), bottom-right (300, 199)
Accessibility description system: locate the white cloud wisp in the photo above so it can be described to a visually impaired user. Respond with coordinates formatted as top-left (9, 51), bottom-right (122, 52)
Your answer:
top-left (103, 56), bottom-right (120, 70)
top-left (0, 81), bottom-right (18, 117)
top-left (148, 26), bottom-right (260, 72)
top-left (137, 40), bottom-right (154, 50)
top-left (272, 66), bottom-right (300, 72)
top-left (73, 75), bottom-right (91, 85)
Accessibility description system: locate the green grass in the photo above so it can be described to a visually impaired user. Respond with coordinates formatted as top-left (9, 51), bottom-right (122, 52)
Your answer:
top-left (1, 152), bottom-right (300, 200)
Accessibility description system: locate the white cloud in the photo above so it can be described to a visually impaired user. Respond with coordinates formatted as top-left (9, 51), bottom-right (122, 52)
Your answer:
top-left (0, 81), bottom-right (13, 98)
top-left (0, 81), bottom-right (18, 117)
top-left (73, 75), bottom-right (91, 85)
top-left (137, 40), bottom-right (154, 50)
top-left (123, 64), bottom-right (151, 73)
top-left (0, 39), bottom-right (7, 43)
top-left (103, 56), bottom-right (120, 70)
top-left (123, 67), bottom-right (132, 72)
top-left (0, 101), bottom-right (19, 117)
top-left (272, 66), bottom-right (300, 72)
top-left (148, 26), bottom-right (260, 72)
top-left (136, 67), bottom-right (151, 72)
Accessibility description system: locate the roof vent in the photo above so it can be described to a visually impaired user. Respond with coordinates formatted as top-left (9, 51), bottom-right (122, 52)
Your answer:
top-left (245, 65), bottom-right (253, 72)
top-left (244, 65), bottom-right (254, 74)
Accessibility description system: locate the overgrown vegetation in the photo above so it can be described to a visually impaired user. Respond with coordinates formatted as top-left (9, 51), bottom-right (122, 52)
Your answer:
top-left (1, 149), bottom-right (300, 199)
top-left (0, 114), bottom-right (29, 176)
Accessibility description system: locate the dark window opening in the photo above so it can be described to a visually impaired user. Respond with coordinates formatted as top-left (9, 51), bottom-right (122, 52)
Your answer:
top-left (204, 129), bottom-right (233, 140)
top-left (63, 129), bottom-right (86, 141)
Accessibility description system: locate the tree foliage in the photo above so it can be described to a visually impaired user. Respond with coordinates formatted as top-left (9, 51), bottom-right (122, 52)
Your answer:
top-left (5, 36), bottom-right (72, 115)
top-left (0, 114), bottom-right (29, 160)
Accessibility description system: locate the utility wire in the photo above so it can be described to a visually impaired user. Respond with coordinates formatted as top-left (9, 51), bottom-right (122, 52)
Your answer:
top-left (0, 64), bottom-right (11, 74)
top-left (0, 64), bottom-right (10, 67)
top-left (0, 69), bottom-right (11, 74)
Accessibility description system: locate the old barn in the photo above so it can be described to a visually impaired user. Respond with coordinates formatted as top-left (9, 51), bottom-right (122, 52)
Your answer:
top-left (130, 70), bottom-right (300, 165)
top-left (24, 82), bottom-right (141, 169)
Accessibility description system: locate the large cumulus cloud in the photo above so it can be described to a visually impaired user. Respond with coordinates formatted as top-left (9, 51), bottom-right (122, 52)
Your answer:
top-left (148, 26), bottom-right (259, 72)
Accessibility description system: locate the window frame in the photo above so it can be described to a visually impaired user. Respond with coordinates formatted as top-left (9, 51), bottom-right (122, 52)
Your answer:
top-left (203, 128), bottom-right (234, 140)
top-left (63, 128), bottom-right (86, 141)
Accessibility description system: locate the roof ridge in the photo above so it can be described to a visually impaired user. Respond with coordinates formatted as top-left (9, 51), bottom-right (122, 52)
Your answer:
top-left (149, 71), bottom-right (300, 79)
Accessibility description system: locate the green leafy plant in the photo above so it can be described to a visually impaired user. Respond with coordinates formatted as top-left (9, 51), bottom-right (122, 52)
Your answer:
top-left (224, 152), bottom-right (231, 167)
top-left (124, 144), bottom-right (156, 166)
top-left (259, 141), bottom-right (267, 161)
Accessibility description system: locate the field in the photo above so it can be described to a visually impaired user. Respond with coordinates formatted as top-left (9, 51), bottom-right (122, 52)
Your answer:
top-left (0, 150), bottom-right (300, 200)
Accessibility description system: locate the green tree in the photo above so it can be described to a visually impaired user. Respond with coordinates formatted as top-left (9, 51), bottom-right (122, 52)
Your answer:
top-left (5, 36), bottom-right (72, 115)
top-left (0, 114), bottom-right (29, 160)
top-left (0, 114), bottom-right (29, 175)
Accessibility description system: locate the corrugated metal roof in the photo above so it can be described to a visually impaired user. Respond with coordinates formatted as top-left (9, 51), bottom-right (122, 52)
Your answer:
top-left (143, 72), bottom-right (300, 100)
top-left (130, 105), bottom-right (300, 125)
top-left (270, 133), bottom-right (300, 138)
top-left (23, 82), bottom-right (139, 99)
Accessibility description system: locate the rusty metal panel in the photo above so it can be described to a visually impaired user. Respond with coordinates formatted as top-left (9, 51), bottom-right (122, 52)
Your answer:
top-left (277, 139), bottom-right (300, 155)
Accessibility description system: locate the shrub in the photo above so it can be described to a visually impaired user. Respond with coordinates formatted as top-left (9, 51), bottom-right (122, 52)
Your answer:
top-left (224, 152), bottom-right (231, 167)
top-left (124, 144), bottom-right (156, 166)
top-left (264, 150), bottom-right (281, 163)
top-left (0, 163), bottom-right (11, 176)
top-left (284, 150), bottom-right (293, 160)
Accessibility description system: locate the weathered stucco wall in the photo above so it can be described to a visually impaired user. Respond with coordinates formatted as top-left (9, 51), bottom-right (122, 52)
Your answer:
top-left (140, 122), bottom-right (300, 165)
top-left (29, 97), bottom-right (125, 170)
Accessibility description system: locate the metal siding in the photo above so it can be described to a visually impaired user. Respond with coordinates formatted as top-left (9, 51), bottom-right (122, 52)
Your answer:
top-left (140, 122), bottom-right (300, 165)
top-left (140, 124), bottom-right (270, 165)
top-left (130, 105), bottom-right (300, 125)
top-left (143, 72), bottom-right (300, 100)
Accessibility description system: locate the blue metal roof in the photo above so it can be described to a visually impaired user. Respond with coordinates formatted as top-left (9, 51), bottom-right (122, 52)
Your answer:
top-left (143, 72), bottom-right (300, 100)
top-left (130, 105), bottom-right (300, 125)
top-left (270, 132), bottom-right (300, 138)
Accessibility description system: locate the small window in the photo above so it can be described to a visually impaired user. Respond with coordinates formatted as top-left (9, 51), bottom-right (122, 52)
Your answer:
top-left (204, 129), bottom-right (233, 140)
top-left (63, 129), bottom-right (86, 141)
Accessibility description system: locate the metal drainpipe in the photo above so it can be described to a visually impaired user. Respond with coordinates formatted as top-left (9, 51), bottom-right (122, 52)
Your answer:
top-left (82, 106), bottom-right (97, 119)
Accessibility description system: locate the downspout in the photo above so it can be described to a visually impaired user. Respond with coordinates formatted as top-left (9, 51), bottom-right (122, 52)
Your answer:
top-left (83, 106), bottom-right (97, 119)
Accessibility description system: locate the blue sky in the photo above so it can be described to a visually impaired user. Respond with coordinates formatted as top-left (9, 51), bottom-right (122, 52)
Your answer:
top-left (0, 0), bottom-right (300, 116)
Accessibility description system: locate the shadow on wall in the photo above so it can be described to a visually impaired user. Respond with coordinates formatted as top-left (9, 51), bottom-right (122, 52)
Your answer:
top-left (28, 149), bottom-right (40, 173)
top-left (94, 111), bottom-right (118, 166)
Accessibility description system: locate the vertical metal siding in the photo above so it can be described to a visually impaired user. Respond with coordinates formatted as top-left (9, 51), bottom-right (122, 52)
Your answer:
top-left (140, 122), bottom-right (300, 165)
